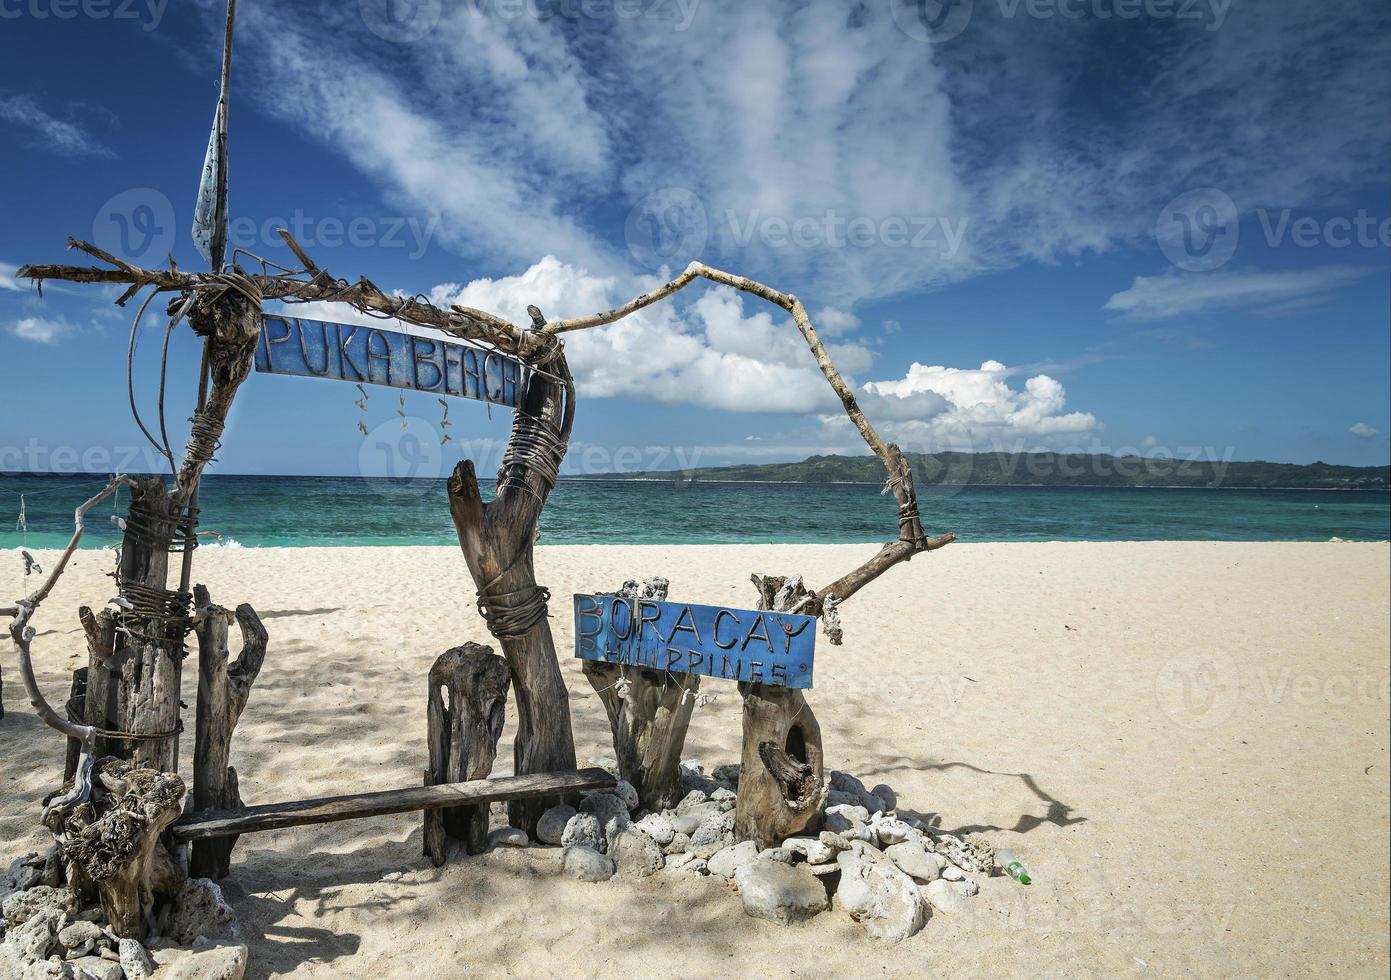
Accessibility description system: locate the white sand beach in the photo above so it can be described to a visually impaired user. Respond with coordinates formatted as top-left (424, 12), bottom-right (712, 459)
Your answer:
top-left (2, 541), bottom-right (1387, 978)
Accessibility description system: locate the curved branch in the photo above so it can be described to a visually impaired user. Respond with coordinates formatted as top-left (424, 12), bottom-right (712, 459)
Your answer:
top-left (17, 239), bottom-right (951, 627)
top-left (7, 475), bottom-right (134, 817)
top-left (545, 261), bottom-right (952, 618)
top-left (18, 235), bottom-right (534, 356)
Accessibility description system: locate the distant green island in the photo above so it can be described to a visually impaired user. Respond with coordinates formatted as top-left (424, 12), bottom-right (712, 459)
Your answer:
top-left (578, 453), bottom-right (1390, 490)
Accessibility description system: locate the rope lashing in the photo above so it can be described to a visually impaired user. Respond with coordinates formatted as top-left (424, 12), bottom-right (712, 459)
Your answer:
top-left (498, 408), bottom-right (567, 493)
top-left (474, 547), bottom-right (552, 639)
top-left (119, 580), bottom-right (193, 626)
top-left (496, 327), bottom-right (571, 495)
top-left (476, 584), bottom-right (552, 638)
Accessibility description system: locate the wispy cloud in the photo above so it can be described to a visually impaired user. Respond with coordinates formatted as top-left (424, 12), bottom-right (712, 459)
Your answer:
top-left (0, 94), bottom-right (112, 157)
top-left (11, 316), bottom-right (74, 344)
top-left (0, 262), bottom-right (21, 291)
top-left (210, 1), bottom-right (1389, 306)
top-left (1102, 267), bottom-right (1375, 321)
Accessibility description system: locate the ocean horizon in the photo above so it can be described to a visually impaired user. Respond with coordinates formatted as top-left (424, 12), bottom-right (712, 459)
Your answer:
top-left (2, 472), bottom-right (1387, 550)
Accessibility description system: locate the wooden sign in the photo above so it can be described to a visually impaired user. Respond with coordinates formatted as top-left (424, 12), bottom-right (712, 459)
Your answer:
top-left (255, 314), bottom-right (522, 407)
top-left (573, 594), bottom-right (816, 689)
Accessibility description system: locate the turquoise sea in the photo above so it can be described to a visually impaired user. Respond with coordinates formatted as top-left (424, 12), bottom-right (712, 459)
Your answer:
top-left (1, 474), bottom-right (1387, 550)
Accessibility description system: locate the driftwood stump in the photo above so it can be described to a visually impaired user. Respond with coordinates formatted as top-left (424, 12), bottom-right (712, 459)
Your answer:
top-left (582, 577), bottom-right (700, 812)
top-left (63, 667), bottom-right (89, 783)
top-left (44, 758), bottom-right (186, 939)
top-left (423, 643), bottom-right (511, 865)
top-left (734, 574), bottom-right (827, 848)
top-left (84, 476), bottom-right (184, 771)
top-left (447, 335), bottom-right (577, 836)
top-left (190, 585), bottom-right (268, 879)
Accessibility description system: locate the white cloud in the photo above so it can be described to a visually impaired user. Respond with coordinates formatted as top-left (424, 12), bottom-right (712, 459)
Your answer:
top-left (0, 95), bottom-right (111, 157)
top-left (11, 317), bottom-right (73, 344)
top-left (207, 1), bottom-right (1387, 305)
top-left (1103, 267), bottom-right (1375, 321)
top-left (1349, 423), bottom-right (1380, 439)
top-left (429, 257), bottom-right (873, 414)
top-left (856, 360), bottom-right (1099, 449)
top-left (234, 3), bottom-right (617, 274)
top-left (0, 262), bottom-right (20, 291)
top-left (814, 307), bottom-right (858, 337)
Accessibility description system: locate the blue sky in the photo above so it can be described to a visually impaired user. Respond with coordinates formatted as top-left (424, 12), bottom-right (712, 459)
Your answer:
top-left (1, 0), bottom-right (1388, 479)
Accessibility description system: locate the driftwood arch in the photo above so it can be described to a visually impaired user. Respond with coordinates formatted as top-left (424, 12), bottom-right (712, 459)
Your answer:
top-left (7, 232), bottom-right (956, 926)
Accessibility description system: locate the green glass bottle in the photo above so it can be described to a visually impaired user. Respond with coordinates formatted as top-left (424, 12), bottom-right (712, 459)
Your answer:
top-left (996, 849), bottom-right (1031, 885)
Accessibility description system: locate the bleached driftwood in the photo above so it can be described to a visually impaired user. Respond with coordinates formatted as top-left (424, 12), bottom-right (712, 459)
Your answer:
top-left (446, 318), bottom-right (578, 837)
top-left (423, 642), bottom-right (511, 864)
top-left (17, 244), bottom-right (954, 629)
top-left (734, 574), bottom-right (828, 848)
top-left (44, 758), bottom-right (186, 939)
top-left (4, 475), bottom-right (133, 820)
top-left (190, 584), bottom-right (268, 878)
top-left (18, 237), bottom-right (956, 854)
top-left (582, 577), bottom-right (700, 812)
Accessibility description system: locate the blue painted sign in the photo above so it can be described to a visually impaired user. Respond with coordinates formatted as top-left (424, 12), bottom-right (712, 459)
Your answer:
top-left (255, 314), bottom-right (522, 408)
top-left (573, 594), bottom-right (816, 689)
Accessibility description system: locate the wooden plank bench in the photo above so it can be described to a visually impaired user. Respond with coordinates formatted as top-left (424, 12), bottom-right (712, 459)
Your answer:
top-left (172, 767), bottom-right (614, 842)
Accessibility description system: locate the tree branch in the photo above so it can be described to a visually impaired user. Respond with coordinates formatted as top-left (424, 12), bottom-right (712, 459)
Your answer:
top-left (17, 235), bottom-right (535, 356)
top-left (545, 260), bottom-right (952, 618)
top-left (17, 240), bottom-right (950, 631)
top-left (6, 475), bottom-right (134, 819)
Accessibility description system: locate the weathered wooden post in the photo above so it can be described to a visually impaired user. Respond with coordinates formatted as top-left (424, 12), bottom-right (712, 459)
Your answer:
top-left (423, 643), bottom-right (511, 864)
top-left (734, 574), bottom-right (827, 848)
top-left (582, 577), bottom-right (701, 812)
top-left (448, 322), bottom-right (578, 836)
top-left (83, 285), bottom-right (261, 776)
top-left (191, 584), bottom-right (268, 878)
